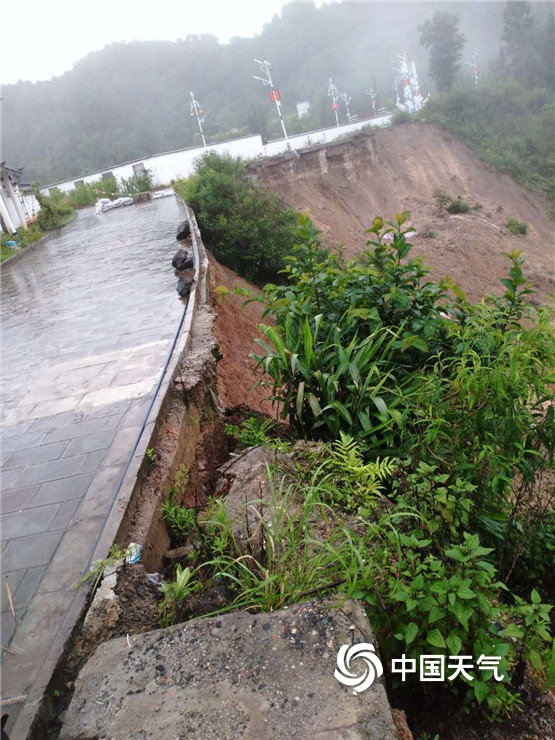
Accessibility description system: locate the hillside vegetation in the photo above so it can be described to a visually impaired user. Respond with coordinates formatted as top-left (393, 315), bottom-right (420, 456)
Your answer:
top-left (169, 183), bottom-right (555, 729)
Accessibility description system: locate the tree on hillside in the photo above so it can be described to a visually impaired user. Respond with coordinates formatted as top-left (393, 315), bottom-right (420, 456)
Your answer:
top-left (419, 11), bottom-right (465, 93)
top-left (500, 1), bottom-right (554, 89)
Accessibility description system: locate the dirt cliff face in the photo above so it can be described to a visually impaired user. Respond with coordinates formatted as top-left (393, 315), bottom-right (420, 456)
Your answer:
top-left (247, 123), bottom-right (554, 304)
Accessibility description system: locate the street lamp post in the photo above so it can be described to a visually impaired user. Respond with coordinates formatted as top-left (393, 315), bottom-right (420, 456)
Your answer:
top-left (328, 78), bottom-right (340, 127)
top-left (366, 88), bottom-right (378, 116)
top-left (465, 51), bottom-right (479, 88)
top-left (339, 93), bottom-right (352, 122)
top-left (189, 91), bottom-right (208, 148)
top-left (253, 58), bottom-right (291, 151)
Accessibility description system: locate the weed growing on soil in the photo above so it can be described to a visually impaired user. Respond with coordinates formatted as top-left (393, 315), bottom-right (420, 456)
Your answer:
top-left (433, 189), bottom-right (471, 214)
top-left (225, 415), bottom-right (276, 448)
top-left (74, 544), bottom-right (127, 591)
top-left (197, 467), bottom-right (368, 613)
top-left (144, 447), bottom-right (156, 473)
top-left (161, 466), bottom-right (195, 546)
top-left (158, 565), bottom-right (197, 626)
top-left (161, 495), bottom-right (196, 546)
top-left (506, 218), bottom-right (528, 235)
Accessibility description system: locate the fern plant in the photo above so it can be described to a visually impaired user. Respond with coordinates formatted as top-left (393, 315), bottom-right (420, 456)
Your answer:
top-left (320, 432), bottom-right (396, 513)
top-left (225, 415), bottom-right (276, 448)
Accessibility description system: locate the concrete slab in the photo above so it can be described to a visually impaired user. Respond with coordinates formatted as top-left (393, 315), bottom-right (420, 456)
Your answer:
top-left (61, 598), bottom-right (397, 740)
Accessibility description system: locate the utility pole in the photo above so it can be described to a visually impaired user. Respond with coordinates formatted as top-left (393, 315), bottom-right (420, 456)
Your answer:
top-left (189, 91), bottom-right (208, 148)
top-left (253, 58), bottom-right (291, 151)
top-left (465, 51), bottom-right (479, 88)
top-left (328, 78), bottom-right (340, 127)
top-left (339, 93), bottom-right (352, 122)
top-left (365, 88), bottom-right (378, 116)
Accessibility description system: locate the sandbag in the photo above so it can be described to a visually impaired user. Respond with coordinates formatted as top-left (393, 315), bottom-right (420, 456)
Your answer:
top-left (176, 277), bottom-right (193, 297)
top-left (172, 248), bottom-right (194, 271)
top-left (176, 219), bottom-right (191, 240)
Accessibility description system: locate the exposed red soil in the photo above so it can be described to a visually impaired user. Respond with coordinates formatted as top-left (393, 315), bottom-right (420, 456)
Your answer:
top-left (247, 122), bottom-right (555, 305)
top-left (208, 252), bottom-right (276, 416)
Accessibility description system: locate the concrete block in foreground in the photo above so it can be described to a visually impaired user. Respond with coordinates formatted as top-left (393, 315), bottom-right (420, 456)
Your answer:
top-left (61, 598), bottom-right (397, 739)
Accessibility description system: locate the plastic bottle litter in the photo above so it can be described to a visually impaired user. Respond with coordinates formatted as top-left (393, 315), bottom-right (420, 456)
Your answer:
top-left (146, 572), bottom-right (164, 586)
top-left (125, 543), bottom-right (142, 564)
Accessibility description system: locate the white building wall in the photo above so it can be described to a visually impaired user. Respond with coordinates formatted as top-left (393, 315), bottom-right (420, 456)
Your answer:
top-left (22, 192), bottom-right (40, 220)
top-left (42, 115), bottom-right (392, 196)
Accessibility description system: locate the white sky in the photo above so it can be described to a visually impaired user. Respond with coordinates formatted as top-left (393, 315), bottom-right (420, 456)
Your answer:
top-left (0, 0), bottom-right (293, 85)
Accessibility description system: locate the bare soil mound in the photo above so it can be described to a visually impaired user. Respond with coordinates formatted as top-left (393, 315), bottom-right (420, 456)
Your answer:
top-left (248, 122), bottom-right (554, 304)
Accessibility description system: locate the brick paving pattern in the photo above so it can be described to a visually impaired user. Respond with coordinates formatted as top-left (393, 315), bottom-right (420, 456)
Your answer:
top-left (0, 197), bottom-right (185, 735)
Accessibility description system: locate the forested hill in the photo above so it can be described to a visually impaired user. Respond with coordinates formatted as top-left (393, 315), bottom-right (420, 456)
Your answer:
top-left (3, 2), bottom-right (550, 184)
top-left (2, 1), bottom-right (512, 184)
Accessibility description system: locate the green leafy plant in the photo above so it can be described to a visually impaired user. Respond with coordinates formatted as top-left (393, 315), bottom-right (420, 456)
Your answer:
top-left (225, 415), bottom-right (276, 448)
top-left (251, 212), bottom-right (451, 445)
top-left (318, 432), bottom-right (396, 513)
top-left (74, 544), bottom-right (127, 591)
top-left (144, 447), bottom-right (156, 472)
top-left (508, 589), bottom-right (553, 676)
top-left (174, 463), bottom-right (189, 495)
top-left (160, 464), bottom-right (192, 544)
top-left (361, 523), bottom-right (540, 718)
top-left (546, 638), bottom-right (555, 689)
top-left (158, 564), bottom-right (196, 626)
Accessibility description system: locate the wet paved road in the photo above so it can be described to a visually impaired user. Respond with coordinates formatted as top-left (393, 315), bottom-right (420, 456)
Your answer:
top-left (0, 196), bottom-right (185, 731)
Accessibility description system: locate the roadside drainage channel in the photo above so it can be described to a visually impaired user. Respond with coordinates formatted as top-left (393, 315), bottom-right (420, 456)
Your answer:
top-left (16, 202), bottom-right (211, 740)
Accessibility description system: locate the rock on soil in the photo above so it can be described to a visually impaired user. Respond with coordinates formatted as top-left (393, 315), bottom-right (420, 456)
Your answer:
top-left (60, 598), bottom-right (397, 739)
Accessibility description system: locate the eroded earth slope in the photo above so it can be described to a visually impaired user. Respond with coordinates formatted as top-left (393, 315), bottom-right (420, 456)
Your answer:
top-left (247, 122), bottom-right (554, 304)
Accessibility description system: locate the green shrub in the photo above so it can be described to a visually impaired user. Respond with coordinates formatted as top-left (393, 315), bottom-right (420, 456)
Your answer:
top-left (32, 186), bottom-right (73, 231)
top-left (174, 152), bottom-right (298, 284)
top-left (67, 182), bottom-right (99, 208)
top-left (251, 212), bottom-right (452, 443)
top-left (446, 196), bottom-right (470, 213)
top-left (120, 168), bottom-right (154, 195)
top-left (392, 109), bottom-right (413, 125)
top-left (433, 188), bottom-right (471, 213)
top-left (506, 218), bottom-right (528, 235)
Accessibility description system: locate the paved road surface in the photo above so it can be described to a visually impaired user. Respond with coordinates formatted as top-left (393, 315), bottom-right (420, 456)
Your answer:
top-left (0, 195), bottom-right (185, 734)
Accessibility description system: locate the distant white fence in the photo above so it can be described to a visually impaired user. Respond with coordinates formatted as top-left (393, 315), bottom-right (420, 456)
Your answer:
top-left (42, 114), bottom-right (391, 196)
